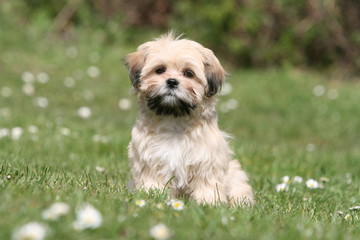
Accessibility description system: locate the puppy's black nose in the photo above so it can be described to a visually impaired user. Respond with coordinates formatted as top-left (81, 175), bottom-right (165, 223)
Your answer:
top-left (166, 78), bottom-right (179, 89)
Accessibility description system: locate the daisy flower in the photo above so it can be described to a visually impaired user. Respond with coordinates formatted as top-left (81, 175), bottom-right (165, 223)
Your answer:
top-left (118, 98), bottom-right (131, 110)
top-left (344, 214), bottom-right (351, 221)
top-left (306, 179), bottom-right (319, 189)
top-left (87, 66), bottom-right (100, 78)
top-left (135, 199), bottom-right (146, 207)
top-left (293, 176), bottom-right (303, 183)
top-left (21, 71), bottom-right (35, 83)
top-left (73, 203), bottom-right (102, 230)
top-left (150, 223), bottom-right (171, 240)
top-left (42, 202), bottom-right (70, 221)
top-left (282, 176), bottom-right (291, 184)
top-left (36, 72), bottom-right (49, 84)
top-left (170, 199), bottom-right (184, 211)
top-left (11, 127), bottom-right (24, 140)
top-left (276, 183), bottom-right (289, 192)
top-left (349, 206), bottom-right (360, 211)
top-left (320, 177), bottom-right (330, 183)
top-left (77, 107), bottom-right (92, 119)
top-left (12, 222), bottom-right (47, 240)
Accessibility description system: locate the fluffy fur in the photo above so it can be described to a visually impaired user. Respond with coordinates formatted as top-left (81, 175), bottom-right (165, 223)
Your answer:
top-left (125, 32), bottom-right (254, 206)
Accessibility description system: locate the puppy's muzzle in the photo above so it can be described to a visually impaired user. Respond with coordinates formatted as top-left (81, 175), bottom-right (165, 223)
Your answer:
top-left (166, 78), bottom-right (179, 89)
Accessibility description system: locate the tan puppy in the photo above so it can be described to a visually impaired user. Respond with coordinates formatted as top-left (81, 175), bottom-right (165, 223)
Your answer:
top-left (125, 33), bottom-right (254, 206)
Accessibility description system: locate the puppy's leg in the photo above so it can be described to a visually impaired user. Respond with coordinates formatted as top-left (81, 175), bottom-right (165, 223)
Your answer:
top-left (225, 160), bottom-right (254, 206)
top-left (189, 175), bottom-right (228, 205)
top-left (131, 162), bottom-right (165, 191)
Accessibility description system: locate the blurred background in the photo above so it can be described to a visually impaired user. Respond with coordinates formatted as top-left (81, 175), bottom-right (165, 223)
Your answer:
top-left (1, 0), bottom-right (360, 74)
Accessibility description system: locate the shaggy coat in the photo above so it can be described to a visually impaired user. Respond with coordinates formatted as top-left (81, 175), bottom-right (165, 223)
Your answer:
top-left (126, 33), bottom-right (254, 205)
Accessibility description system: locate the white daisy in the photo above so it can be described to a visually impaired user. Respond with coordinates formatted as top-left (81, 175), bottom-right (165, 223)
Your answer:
top-left (73, 203), bottom-right (102, 230)
top-left (320, 177), bottom-right (330, 183)
top-left (11, 127), bottom-right (24, 140)
top-left (95, 166), bottom-right (105, 172)
top-left (327, 89), bottom-right (338, 100)
top-left (135, 199), bottom-right (146, 207)
top-left (42, 202), bottom-right (70, 221)
top-left (220, 82), bottom-right (232, 95)
top-left (87, 66), bottom-right (100, 78)
top-left (276, 183), bottom-right (289, 192)
top-left (66, 46), bottom-right (78, 59)
top-left (349, 206), bottom-right (360, 211)
top-left (22, 83), bottom-right (35, 96)
top-left (28, 125), bottom-right (39, 134)
top-left (36, 72), bottom-right (49, 84)
top-left (293, 176), bottom-right (303, 183)
top-left (313, 85), bottom-right (325, 97)
top-left (64, 77), bottom-right (75, 88)
top-left (77, 107), bottom-right (92, 119)
top-left (1, 86), bottom-right (12, 97)
top-left (21, 71), bottom-right (35, 83)
top-left (118, 98), bottom-right (131, 110)
top-left (34, 97), bottom-right (49, 108)
top-left (170, 199), bottom-right (184, 211)
top-left (306, 143), bottom-right (315, 152)
top-left (150, 223), bottom-right (171, 240)
top-left (12, 222), bottom-right (47, 240)
top-left (282, 176), bottom-right (291, 184)
top-left (0, 128), bottom-right (10, 139)
top-left (306, 179), bottom-right (319, 189)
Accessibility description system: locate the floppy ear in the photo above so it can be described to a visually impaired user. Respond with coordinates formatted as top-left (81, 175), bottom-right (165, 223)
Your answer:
top-left (125, 50), bottom-right (145, 88)
top-left (200, 48), bottom-right (226, 97)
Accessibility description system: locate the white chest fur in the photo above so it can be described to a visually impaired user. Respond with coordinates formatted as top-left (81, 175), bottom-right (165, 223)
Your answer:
top-left (129, 118), bottom-right (231, 189)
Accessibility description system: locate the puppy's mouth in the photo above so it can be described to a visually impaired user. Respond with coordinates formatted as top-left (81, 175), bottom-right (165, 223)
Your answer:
top-left (146, 94), bottom-right (196, 117)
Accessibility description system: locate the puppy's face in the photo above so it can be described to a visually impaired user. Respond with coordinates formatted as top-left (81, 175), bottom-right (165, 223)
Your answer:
top-left (126, 34), bottom-right (226, 117)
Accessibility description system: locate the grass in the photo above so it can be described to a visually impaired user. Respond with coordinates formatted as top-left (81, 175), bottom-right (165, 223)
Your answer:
top-left (1, 14), bottom-right (360, 240)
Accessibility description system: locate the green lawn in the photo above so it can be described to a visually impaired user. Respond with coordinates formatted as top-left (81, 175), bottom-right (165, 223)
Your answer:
top-left (1, 21), bottom-right (360, 240)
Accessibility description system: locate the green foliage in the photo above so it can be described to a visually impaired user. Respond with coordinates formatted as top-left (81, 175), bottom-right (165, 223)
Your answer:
top-left (171, 0), bottom-right (360, 70)
top-left (1, 3), bottom-right (360, 239)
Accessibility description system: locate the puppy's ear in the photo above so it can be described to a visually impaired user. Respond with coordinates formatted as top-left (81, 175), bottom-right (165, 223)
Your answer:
top-left (200, 48), bottom-right (226, 97)
top-left (125, 50), bottom-right (145, 88)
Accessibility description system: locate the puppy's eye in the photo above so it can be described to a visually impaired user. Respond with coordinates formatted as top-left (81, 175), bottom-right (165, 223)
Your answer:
top-left (183, 69), bottom-right (195, 78)
top-left (155, 66), bottom-right (166, 74)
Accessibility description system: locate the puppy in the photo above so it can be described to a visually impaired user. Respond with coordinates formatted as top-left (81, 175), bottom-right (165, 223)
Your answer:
top-left (125, 32), bottom-right (254, 206)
